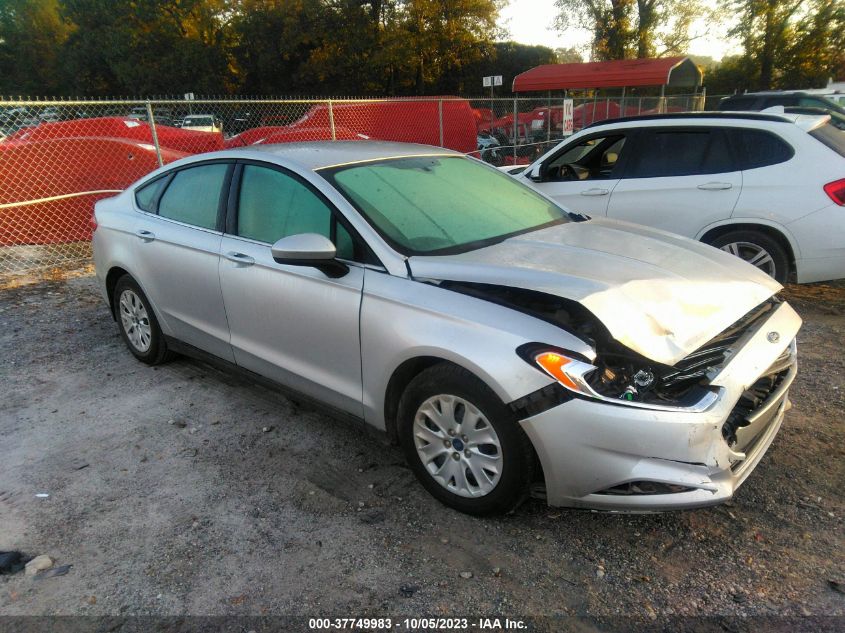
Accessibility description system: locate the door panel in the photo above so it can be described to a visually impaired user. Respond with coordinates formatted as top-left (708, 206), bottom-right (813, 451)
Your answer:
top-left (606, 128), bottom-right (742, 237)
top-left (524, 133), bottom-right (629, 216)
top-left (607, 173), bottom-right (741, 237)
top-left (132, 163), bottom-right (233, 361)
top-left (218, 162), bottom-right (366, 416)
top-left (219, 235), bottom-right (365, 416)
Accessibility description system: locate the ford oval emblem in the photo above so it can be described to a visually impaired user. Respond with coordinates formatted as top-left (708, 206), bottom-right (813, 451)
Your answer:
top-left (767, 331), bottom-right (780, 344)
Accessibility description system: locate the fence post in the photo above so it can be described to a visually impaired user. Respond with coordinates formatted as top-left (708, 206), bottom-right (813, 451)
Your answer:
top-left (546, 90), bottom-right (551, 149)
top-left (328, 99), bottom-right (336, 141)
top-left (438, 98), bottom-right (444, 147)
top-left (512, 97), bottom-right (517, 163)
top-left (146, 101), bottom-right (164, 168)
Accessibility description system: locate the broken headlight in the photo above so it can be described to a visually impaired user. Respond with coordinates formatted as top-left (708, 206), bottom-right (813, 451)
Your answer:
top-left (532, 350), bottom-right (719, 412)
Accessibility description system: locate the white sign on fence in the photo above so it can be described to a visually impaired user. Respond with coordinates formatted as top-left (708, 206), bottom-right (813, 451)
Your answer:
top-left (483, 75), bottom-right (502, 88)
top-left (563, 98), bottom-right (574, 135)
top-left (493, 75), bottom-right (502, 86)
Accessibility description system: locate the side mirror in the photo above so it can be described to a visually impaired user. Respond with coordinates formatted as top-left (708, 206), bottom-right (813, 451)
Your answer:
top-left (528, 162), bottom-right (543, 182)
top-left (270, 233), bottom-right (349, 278)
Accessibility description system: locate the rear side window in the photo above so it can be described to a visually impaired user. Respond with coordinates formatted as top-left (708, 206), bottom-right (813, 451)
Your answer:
top-left (625, 130), bottom-right (734, 178)
top-left (810, 122), bottom-right (845, 157)
top-left (135, 177), bottom-right (167, 212)
top-left (158, 163), bottom-right (228, 230)
top-left (731, 129), bottom-right (794, 169)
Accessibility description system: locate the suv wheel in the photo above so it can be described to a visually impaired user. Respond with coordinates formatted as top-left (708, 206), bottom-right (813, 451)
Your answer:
top-left (397, 364), bottom-right (535, 515)
top-left (113, 275), bottom-right (173, 365)
top-left (707, 230), bottom-right (789, 283)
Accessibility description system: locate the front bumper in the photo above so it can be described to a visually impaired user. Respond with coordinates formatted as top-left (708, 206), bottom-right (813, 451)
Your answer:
top-left (519, 302), bottom-right (801, 511)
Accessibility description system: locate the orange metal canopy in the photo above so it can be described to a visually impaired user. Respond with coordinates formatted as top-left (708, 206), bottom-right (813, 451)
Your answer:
top-left (512, 57), bottom-right (702, 92)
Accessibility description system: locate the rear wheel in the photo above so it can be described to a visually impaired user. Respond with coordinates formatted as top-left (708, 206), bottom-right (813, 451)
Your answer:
top-left (113, 275), bottom-right (173, 365)
top-left (397, 364), bottom-right (535, 515)
top-left (707, 230), bottom-right (790, 283)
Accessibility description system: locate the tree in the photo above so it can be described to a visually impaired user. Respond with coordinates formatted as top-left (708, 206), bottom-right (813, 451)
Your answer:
top-left (0, 0), bottom-right (71, 95)
top-left (554, 0), bottom-right (635, 60)
top-left (458, 41), bottom-right (558, 94)
top-left (555, 46), bottom-right (584, 63)
top-left (719, 0), bottom-right (844, 90)
top-left (725, 0), bottom-right (799, 89)
top-left (554, 0), bottom-right (709, 60)
top-left (59, 0), bottom-right (235, 95)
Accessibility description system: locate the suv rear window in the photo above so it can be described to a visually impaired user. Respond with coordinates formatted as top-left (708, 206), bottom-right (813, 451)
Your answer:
top-left (810, 122), bottom-right (845, 157)
top-left (730, 129), bottom-right (794, 169)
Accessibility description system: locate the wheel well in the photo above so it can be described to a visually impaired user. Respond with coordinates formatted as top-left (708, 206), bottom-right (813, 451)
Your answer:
top-left (383, 356), bottom-right (453, 444)
top-left (700, 223), bottom-right (796, 274)
top-left (105, 267), bottom-right (129, 319)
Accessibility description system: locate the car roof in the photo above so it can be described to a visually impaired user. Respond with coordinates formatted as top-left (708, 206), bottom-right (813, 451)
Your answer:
top-left (584, 110), bottom-right (829, 132)
top-left (228, 140), bottom-right (462, 170)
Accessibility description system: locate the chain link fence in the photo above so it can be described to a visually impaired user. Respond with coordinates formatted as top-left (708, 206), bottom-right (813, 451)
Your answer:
top-left (0, 93), bottom-right (712, 281)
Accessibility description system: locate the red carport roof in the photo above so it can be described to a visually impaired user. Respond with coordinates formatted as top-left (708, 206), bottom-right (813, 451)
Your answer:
top-left (512, 57), bottom-right (702, 92)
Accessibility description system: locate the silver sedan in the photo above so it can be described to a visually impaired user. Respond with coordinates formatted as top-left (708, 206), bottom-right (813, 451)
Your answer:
top-left (93, 141), bottom-right (801, 515)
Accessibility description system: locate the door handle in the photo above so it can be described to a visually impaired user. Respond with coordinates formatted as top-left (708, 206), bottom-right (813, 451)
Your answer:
top-left (697, 182), bottom-right (733, 190)
top-left (135, 229), bottom-right (155, 242)
top-left (580, 188), bottom-right (610, 196)
top-left (223, 251), bottom-right (255, 266)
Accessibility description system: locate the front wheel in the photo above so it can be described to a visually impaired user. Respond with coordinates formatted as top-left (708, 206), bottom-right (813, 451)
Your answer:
top-left (397, 364), bottom-right (535, 515)
top-left (706, 230), bottom-right (790, 284)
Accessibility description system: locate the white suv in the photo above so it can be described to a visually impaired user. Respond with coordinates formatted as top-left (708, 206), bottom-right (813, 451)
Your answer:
top-left (515, 112), bottom-right (845, 283)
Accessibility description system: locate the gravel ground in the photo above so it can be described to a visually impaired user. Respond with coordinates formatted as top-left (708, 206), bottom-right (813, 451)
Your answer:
top-left (0, 274), bottom-right (843, 628)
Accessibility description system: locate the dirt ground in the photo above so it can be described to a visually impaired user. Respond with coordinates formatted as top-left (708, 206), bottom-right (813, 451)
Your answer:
top-left (0, 274), bottom-right (843, 629)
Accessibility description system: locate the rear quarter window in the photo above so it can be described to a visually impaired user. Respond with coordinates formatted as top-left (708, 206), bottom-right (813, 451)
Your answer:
top-left (730, 129), bottom-right (794, 169)
top-left (135, 177), bottom-right (167, 212)
top-left (809, 122), bottom-right (845, 158)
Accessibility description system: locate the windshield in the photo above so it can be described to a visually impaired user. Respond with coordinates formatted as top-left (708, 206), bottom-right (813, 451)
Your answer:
top-left (321, 156), bottom-right (568, 255)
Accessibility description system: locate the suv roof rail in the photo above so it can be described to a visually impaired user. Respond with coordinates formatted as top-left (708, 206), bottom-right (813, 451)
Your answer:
top-left (583, 111), bottom-right (790, 129)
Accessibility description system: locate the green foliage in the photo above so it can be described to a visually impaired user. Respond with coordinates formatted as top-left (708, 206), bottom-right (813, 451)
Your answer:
top-left (458, 41), bottom-right (558, 94)
top-left (554, 0), bottom-right (708, 61)
top-left (711, 0), bottom-right (844, 91)
top-left (0, 0), bottom-right (72, 95)
top-left (0, 0), bottom-right (510, 96)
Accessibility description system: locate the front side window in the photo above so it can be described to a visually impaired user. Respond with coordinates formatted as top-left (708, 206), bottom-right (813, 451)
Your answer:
top-left (157, 163), bottom-right (228, 229)
top-left (237, 165), bottom-right (355, 259)
top-left (625, 129), bottom-right (733, 178)
top-left (546, 135), bottom-right (627, 181)
top-left (322, 156), bottom-right (568, 255)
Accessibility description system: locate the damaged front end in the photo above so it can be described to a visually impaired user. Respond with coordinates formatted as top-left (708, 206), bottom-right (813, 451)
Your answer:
top-left (431, 280), bottom-right (801, 510)
top-left (437, 281), bottom-right (779, 414)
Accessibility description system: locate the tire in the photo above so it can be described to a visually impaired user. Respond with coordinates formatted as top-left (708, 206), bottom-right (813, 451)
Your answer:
top-left (706, 229), bottom-right (790, 284)
top-left (113, 275), bottom-right (173, 365)
top-left (397, 363), bottom-right (535, 515)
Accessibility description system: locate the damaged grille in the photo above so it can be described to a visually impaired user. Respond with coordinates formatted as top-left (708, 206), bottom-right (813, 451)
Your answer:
top-left (722, 344), bottom-right (794, 451)
top-left (661, 298), bottom-right (779, 390)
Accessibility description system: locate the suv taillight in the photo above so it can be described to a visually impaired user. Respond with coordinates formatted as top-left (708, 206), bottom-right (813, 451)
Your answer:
top-left (824, 178), bottom-right (845, 206)
top-left (90, 209), bottom-right (98, 232)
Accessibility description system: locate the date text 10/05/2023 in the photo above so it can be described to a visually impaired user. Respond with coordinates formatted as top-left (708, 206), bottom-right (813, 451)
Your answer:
top-left (308, 617), bottom-right (528, 630)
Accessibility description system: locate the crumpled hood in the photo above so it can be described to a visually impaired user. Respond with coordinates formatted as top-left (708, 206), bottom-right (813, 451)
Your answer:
top-left (408, 218), bottom-right (782, 366)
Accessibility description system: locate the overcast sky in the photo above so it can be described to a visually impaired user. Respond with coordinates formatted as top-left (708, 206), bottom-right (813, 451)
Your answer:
top-left (498, 0), bottom-right (739, 62)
